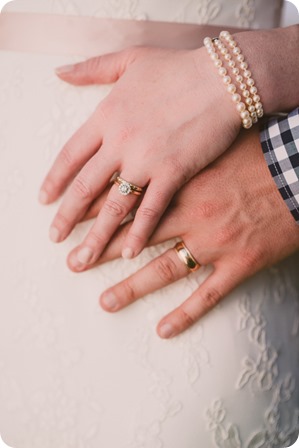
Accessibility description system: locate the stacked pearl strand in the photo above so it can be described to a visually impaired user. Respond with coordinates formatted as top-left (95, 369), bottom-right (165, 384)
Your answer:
top-left (203, 31), bottom-right (264, 129)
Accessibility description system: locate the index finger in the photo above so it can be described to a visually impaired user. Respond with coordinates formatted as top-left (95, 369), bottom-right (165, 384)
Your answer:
top-left (38, 107), bottom-right (105, 204)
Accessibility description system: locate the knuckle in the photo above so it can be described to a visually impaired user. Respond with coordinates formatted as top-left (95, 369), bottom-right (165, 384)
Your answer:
top-left (166, 158), bottom-right (190, 187)
top-left (87, 230), bottom-right (106, 247)
top-left (195, 201), bottom-right (217, 219)
top-left (84, 56), bottom-right (101, 79)
top-left (153, 255), bottom-right (177, 283)
top-left (238, 248), bottom-right (264, 271)
top-left (126, 231), bottom-right (143, 245)
top-left (200, 287), bottom-right (222, 309)
top-left (176, 307), bottom-right (196, 328)
top-left (54, 211), bottom-right (70, 229)
top-left (103, 199), bottom-right (127, 218)
top-left (215, 226), bottom-right (238, 246)
top-left (72, 176), bottom-right (93, 200)
top-left (122, 279), bottom-right (136, 302)
top-left (138, 206), bottom-right (160, 221)
top-left (59, 145), bottom-right (76, 170)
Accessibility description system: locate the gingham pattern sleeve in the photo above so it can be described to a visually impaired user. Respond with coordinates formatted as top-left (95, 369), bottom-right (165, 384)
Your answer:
top-left (260, 107), bottom-right (299, 224)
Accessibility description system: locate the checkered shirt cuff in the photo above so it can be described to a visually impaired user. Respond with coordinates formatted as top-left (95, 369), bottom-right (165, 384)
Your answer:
top-left (260, 107), bottom-right (299, 224)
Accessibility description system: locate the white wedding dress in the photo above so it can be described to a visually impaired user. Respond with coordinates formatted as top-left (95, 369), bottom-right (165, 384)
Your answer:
top-left (0, 1), bottom-right (298, 448)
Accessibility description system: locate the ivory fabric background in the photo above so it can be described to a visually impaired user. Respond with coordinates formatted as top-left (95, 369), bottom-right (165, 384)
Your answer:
top-left (0, 1), bottom-right (299, 447)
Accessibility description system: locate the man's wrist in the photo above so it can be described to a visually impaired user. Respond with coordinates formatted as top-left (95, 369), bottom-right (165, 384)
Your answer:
top-left (234, 25), bottom-right (299, 115)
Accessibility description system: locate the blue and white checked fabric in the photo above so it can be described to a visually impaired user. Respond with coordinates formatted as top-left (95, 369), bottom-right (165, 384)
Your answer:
top-left (260, 107), bottom-right (299, 224)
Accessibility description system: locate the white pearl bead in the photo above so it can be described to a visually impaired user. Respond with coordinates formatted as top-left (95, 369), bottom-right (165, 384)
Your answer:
top-left (243, 70), bottom-right (251, 78)
top-left (240, 62), bottom-right (248, 70)
top-left (242, 117), bottom-right (252, 126)
top-left (248, 105), bottom-right (256, 113)
top-left (257, 109), bottom-right (264, 118)
top-left (207, 48), bottom-right (214, 54)
top-left (247, 78), bottom-right (255, 86)
top-left (227, 83), bottom-right (237, 94)
top-left (214, 59), bottom-right (222, 67)
top-left (232, 93), bottom-right (241, 103)
top-left (243, 121), bottom-right (253, 129)
top-left (246, 97), bottom-right (253, 105)
top-left (236, 102), bottom-right (246, 112)
top-left (229, 41), bottom-right (236, 48)
top-left (233, 46), bottom-right (241, 54)
top-left (210, 52), bottom-right (219, 60)
top-left (236, 75), bottom-right (243, 83)
top-left (221, 47), bottom-right (228, 55)
top-left (240, 83), bottom-right (247, 91)
top-left (253, 95), bottom-right (261, 103)
top-left (223, 76), bottom-right (231, 85)
top-left (228, 60), bottom-right (236, 68)
top-left (250, 86), bottom-right (257, 95)
top-left (242, 90), bottom-right (250, 98)
top-left (232, 67), bottom-right (239, 75)
top-left (237, 54), bottom-right (245, 62)
top-left (218, 67), bottom-right (227, 76)
top-left (224, 53), bottom-right (231, 61)
top-left (255, 102), bottom-right (263, 109)
top-left (252, 115), bottom-right (258, 124)
top-left (241, 110), bottom-right (250, 119)
top-left (204, 37), bottom-right (212, 46)
top-left (220, 30), bottom-right (229, 38)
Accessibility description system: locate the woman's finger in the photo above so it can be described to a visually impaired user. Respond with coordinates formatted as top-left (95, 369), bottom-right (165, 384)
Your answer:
top-left (38, 107), bottom-right (105, 204)
top-left (48, 149), bottom-right (118, 243)
top-left (99, 245), bottom-right (193, 313)
top-left (156, 259), bottom-right (244, 338)
top-left (69, 171), bottom-right (149, 265)
top-left (67, 200), bottom-right (181, 272)
top-left (121, 180), bottom-right (176, 259)
top-left (55, 47), bottom-right (141, 86)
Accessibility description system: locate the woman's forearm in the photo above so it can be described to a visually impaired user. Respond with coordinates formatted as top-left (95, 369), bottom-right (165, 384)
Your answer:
top-left (233, 24), bottom-right (299, 115)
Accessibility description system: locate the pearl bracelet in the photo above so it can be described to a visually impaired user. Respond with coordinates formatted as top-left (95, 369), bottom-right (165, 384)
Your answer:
top-left (203, 31), bottom-right (264, 129)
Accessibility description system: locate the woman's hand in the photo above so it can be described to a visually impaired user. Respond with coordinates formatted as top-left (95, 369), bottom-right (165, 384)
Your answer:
top-left (38, 44), bottom-right (241, 264)
top-left (38, 25), bottom-right (299, 268)
top-left (66, 126), bottom-right (299, 339)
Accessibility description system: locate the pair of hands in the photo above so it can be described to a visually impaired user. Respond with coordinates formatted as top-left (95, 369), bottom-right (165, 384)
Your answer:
top-left (38, 42), bottom-right (299, 339)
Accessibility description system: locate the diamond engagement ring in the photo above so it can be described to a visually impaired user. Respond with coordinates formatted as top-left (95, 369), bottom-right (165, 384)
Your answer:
top-left (114, 176), bottom-right (143, 196)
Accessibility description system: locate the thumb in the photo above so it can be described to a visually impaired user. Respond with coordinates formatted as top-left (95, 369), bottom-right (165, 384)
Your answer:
top-left (54, 47), bottom-right (139, 86)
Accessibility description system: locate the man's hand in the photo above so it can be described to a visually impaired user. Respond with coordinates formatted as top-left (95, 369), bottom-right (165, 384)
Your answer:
top-left (64, 126), bottom-right (299, 339)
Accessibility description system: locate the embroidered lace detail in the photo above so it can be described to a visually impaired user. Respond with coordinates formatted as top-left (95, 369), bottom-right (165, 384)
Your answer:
top-left (235, 0), bottom-right (255, 28)
top-left (205, 374), bottom-right (299, 448)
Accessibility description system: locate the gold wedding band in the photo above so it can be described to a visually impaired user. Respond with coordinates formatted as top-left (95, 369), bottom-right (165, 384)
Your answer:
top-left (174, 241), bottom-right (201, 272)
top-left (114, 176), bottom-right (143, 196)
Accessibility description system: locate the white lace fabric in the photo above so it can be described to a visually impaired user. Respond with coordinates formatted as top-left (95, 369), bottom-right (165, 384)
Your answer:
top-left (0, 1), bottom-right (298, 448)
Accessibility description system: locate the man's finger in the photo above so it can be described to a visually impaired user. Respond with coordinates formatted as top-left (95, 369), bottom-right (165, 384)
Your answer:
top-left (157, 260), bottom-right (244, 338)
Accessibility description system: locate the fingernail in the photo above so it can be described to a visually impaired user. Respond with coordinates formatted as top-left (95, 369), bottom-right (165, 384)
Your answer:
top-left (55, 64), bottom-right (74, 74)
top-left (38, 190), bottom-right (49, 204)
top-left (122, 248), bottom-right (134, 259)
top-left (68, 252), bottom-right (84, 270)
top-left (159, 323), bottom-right (175, 338)
top-left (102, 293), bottom-right (118, 310)
top-left (49, 226), bottom-right (61, 243)
top-left (77, 247), bottom-right (94, 264)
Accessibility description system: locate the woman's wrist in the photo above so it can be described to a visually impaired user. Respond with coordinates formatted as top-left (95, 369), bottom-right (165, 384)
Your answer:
top-left (233, 24), bottom-right (299, 115)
